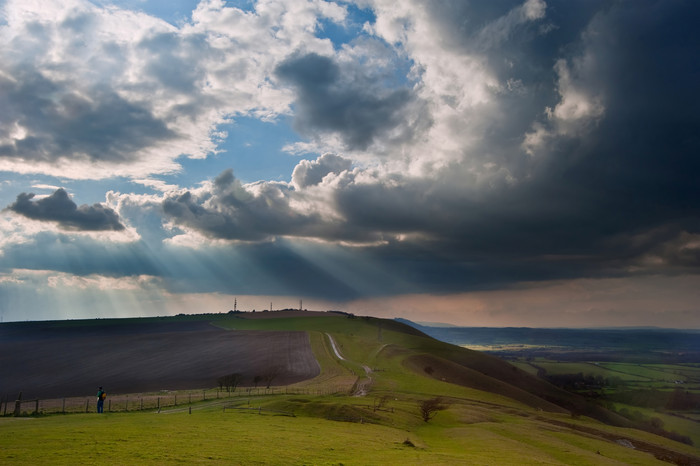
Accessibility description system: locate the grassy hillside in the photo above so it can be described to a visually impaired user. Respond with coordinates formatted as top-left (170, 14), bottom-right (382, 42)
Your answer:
top-left (2, 312), bottom-right (699, 465)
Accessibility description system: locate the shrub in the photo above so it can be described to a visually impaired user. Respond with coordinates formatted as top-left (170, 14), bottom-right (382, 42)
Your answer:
top-left (418, 397), bottom-right (447, 422)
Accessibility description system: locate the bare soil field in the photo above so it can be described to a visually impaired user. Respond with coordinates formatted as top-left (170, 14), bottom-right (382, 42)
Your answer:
top-left (0, 320), bottom-right (319, 399)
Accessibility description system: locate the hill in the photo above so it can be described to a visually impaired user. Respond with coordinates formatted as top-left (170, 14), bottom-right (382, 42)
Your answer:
top-left (2, 311), bottom-right (699, 464)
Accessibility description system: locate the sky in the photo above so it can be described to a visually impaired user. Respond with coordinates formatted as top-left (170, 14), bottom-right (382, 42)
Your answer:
top-left (0, 0), bottom-right (699, 327)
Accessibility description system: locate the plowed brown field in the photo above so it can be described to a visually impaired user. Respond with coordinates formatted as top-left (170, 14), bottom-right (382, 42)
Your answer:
top-left (0, 321), bottom-right (319, 399)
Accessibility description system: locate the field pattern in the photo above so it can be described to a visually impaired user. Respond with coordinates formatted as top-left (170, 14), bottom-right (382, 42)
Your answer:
top-left (0, 319), bottom-right (319, 399)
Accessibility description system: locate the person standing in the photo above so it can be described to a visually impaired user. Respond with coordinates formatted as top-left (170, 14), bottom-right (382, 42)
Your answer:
top-left (96, 387), bottom-right (106, 413)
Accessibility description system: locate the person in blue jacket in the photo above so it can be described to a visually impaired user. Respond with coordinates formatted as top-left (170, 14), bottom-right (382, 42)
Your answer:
top-left (96, 386), bottom-right (106, 413)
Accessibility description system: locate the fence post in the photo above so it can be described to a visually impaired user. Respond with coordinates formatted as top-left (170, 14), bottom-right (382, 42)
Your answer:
top-left (35, 399), bottom-right (39, 415)
top-left (140, 398), bottom-right (144, 411)
top-left (108, 400), bottom-right (111, 412)
top-left (174, 394), bottom-right (177, 406)
top-left (203, 390), bottom-right (206, 401)
top-left (62, 398), bottom-right (66, 414)
top-left (85, 398), bottom-right (90, 413)
top-left (125, 397), bottom-right (129, 412)
top-left (157, 397), bottom-right (160, 410)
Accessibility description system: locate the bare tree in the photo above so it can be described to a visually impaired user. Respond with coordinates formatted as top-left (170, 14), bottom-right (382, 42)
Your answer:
top-left (418, 397), bottom-right (447, 422)
top-left (263, 366), bottom-right (282, 389)
top-left (217, 373), bottom-right (243, 393)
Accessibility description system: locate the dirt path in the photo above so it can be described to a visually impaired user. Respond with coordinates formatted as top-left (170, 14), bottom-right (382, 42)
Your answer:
top-left (325, 333), bottom-right (373, 397)
top-left (326, 333), bottom-right (346, 361)
top-left (353, 365), bottom-right (373, 397)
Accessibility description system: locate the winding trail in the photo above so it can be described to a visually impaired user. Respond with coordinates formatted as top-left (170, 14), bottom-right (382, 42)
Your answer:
top-left (325, 333), bottom-right (373, 397)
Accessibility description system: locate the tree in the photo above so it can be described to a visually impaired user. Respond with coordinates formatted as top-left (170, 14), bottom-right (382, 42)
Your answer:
top-left (253, 375), bottom-right (263, 388)
top-left (263, 366), bottom-right (282, 389)
top-left (418, 397), bottom-right (447, 422)
top-left (217, 373), bottom-right (242, 393)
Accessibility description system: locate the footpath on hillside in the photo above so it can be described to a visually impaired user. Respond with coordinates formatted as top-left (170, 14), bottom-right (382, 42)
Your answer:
top-left (325, 333), bottom-right (373, 397)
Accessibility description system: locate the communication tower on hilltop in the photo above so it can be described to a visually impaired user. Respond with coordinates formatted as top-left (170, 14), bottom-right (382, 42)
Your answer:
top-left (234, 298), bottom-right (237, 312)
top-left (299, 299), bottom-right (303, 311)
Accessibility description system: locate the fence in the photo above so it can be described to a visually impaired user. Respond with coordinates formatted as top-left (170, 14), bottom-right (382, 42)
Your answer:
top-left (1, 385), bottom-right (352, 417)
top-left (222, 405), bottom-right (295, 417)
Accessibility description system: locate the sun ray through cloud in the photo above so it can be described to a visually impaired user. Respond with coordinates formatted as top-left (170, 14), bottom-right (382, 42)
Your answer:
top-left (0, 0), bottom-right (698, 326)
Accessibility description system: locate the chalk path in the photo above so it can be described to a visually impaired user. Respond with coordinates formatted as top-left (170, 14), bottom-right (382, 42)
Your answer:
top-left (325, 333), bottom-right (373, 397)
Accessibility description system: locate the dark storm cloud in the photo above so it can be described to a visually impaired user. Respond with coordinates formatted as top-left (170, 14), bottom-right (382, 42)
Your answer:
top-left (7, 189), bottom-right (125, 231)
top-left (336, 0), bottom-right (697, 285)
top-left (522, 0), bottom-right (700, 259)
top-left (274, 52), bottom-right (414, 150)
top-left (387, 0), bottom-right (700, 282)
top-left (415, 0), bottom-right (609, 182)
top-left (0, 68), bottom-right (174, 163)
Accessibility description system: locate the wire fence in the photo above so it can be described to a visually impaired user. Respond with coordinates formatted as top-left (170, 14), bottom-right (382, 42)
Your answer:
top-left (1, 385), bottom-right (352, 417)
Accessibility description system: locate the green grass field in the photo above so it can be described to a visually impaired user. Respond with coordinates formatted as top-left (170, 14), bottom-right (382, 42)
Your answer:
top-left (2, 313), bottom-right (700, 464)
top-left (4, 396), bottom-right (695, 465)
top-left (609, 402), bottom-right (700, 447)
top-left (512, 358), bottom-right (700, 388)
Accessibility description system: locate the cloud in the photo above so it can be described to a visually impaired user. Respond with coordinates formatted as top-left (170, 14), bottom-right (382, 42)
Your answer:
top-left (7, 189), bottom-right (125, 231)
top-left (292, 153), bottom-right (352, 188)
top-left (2, 0), bottom-right (699, 324)
top-left (162, 169), bottom-right (314, 242)
top-left (475, 0), bottom-right (547, 50)
top-left (0, 68), bottom-right (175, 164)
top-left (274, 51), bottom-right (415, 150)
top-left (0, 0), bottom-right (347, 179)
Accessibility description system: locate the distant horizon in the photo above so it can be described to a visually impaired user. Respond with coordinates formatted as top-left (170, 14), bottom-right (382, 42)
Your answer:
top-left (3, 310), bottom-right (700, 332)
